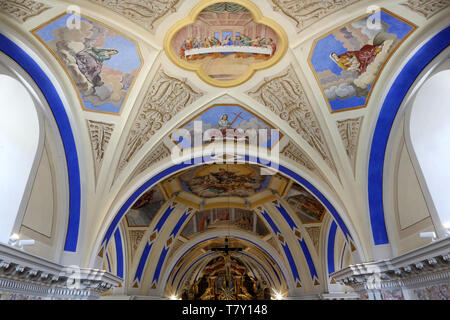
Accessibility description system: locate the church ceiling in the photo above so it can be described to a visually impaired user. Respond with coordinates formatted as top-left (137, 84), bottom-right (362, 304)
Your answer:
top-left (172, 104), bottom-right (281, 150)
top-left (32, 13), bottom-right (143, 114)
top-left (117, 162), bottom-right (329, 294)
top-left (113, 66), bottom-right (204, 181)
top-left (164, 0), bottom-right (288, 86)
top-left (308, 9), bottom-right (416, 112)
top-left (1, 0), bottom-right (449, 296)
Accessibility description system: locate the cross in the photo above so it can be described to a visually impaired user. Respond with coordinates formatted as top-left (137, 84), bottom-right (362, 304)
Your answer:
top-left (211, 237), bottom-right (243, 285)
top-left (211, 237), bottom-right (242, 255)
top-left (229, 111), bottom-right (244, 126)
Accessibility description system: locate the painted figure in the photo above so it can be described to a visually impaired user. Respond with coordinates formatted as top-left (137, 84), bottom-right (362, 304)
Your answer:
top-left (329, 43), bottom-right (383, 75)
top-left (218, 114), bottom-right (231, 133)
top-left (199, 214), bottom-right (209, 232)
top-left (267, 38), bottom-right (276, 55)
top-left (223, 35), bottom-right (233, 46)
top-left (234, 36), bottom-right (243, 46)
top-left (75, 47), bottom-right (118, 87)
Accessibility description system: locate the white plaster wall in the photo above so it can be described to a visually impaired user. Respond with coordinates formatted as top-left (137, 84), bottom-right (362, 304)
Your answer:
top-left (22, 146), bottom-right (54, 237)
top-left (395, 140), bottom-right (435, 254)
top-left (397, 143), bottom-right (430, 230)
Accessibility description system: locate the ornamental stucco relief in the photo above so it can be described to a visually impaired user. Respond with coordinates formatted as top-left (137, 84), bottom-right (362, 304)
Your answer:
top-left (0, 0), bottom-right (51, 23)
top-left (88, 0), bottom-right (180, 32)
top-left (271, 0), bottom-right (360, 30)
top-left (336, 116), bottom-right (363, 175)
top-left (87, 120), bottom-right (114, 184)
top-left (401, 0), bottom-right (450, 19)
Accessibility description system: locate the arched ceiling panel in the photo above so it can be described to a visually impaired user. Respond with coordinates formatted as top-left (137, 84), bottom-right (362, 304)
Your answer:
top-left (1, 0), bottom-right (449, 298)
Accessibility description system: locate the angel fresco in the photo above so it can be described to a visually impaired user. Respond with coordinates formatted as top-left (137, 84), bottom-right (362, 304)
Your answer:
top-left (309, 10), bottom-right (415, 112)
top-left (34, 14), bottom-right (141, 114)
top-left (329, 44), bottom-right (382, 75)
top-left (75, 47), bottom-right (118, 87)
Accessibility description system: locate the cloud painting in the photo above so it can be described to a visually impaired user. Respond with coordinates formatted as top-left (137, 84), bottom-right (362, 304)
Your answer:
top-left (309, 10), bottom-right (415, 112)
top-left (34, 14), bottom-right (141, 114)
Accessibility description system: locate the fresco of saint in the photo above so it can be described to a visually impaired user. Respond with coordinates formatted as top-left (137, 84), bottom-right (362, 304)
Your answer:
top-left (126, 187), bottom-right (165, 227)
top-left (309, 10), bottom-right (415, 112)
top-left (173, 105), bottom-right (279, 150)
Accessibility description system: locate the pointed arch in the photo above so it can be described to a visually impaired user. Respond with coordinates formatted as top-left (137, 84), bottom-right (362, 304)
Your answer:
top-left (0, 33), bottom-right (81, 253)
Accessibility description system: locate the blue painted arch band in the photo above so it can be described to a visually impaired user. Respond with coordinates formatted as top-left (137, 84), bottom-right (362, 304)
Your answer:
top-left (368, 27), bottom-right (450, 245)
top-left (0, 34), bottom-right (81, 252)
top-left (103, 155), bottom-right (354, 251)
top-left (327, 221), bottom-right (338, 275)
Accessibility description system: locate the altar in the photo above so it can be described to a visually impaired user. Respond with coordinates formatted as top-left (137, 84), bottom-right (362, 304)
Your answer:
top-left (181, 253), bottom-right (269, 300)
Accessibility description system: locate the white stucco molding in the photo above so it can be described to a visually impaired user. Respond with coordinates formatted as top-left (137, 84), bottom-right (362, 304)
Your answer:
top-left (0, 242), bottom-right (121, 299)
top-left (331, 237), bottom-right (450, 294)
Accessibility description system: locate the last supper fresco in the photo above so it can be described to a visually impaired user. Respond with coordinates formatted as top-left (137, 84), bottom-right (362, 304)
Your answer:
top-left (171, 2), bottom-right (279, 82)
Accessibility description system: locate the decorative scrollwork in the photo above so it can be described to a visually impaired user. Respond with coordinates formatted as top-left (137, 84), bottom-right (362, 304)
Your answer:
top-left (0, 0), bottom-right (51, 23)
top-left (336, 117), bottom-right (363, 175)
top-left (115, 68), bottom-right (203, 180)
top-left (87, 120), bottom-right (114, 183)
top-left (271, 0), bottom-right (360, 30)
top-left (401, 0), bottom-right (450, 19)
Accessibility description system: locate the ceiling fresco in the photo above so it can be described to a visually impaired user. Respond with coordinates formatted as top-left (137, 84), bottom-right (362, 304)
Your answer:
top-left (125, 186), bottom-right (166, 227)
top-left (33, 13), bottom-right (142, 114)
top-left (285, 182), bottom-right (327, 224)
top-left (309, 9), bottom-right (416, 112)
top-left (3, 0), bottom-right (449, 299)
top-left (172, 104), bottom-right (280, 149)
top-left (181, 208), bottom-right (269, 238)
top-left (165, 0), bottom-right (288, 87)
top-left (178, 164), bottom-right (269, 198)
